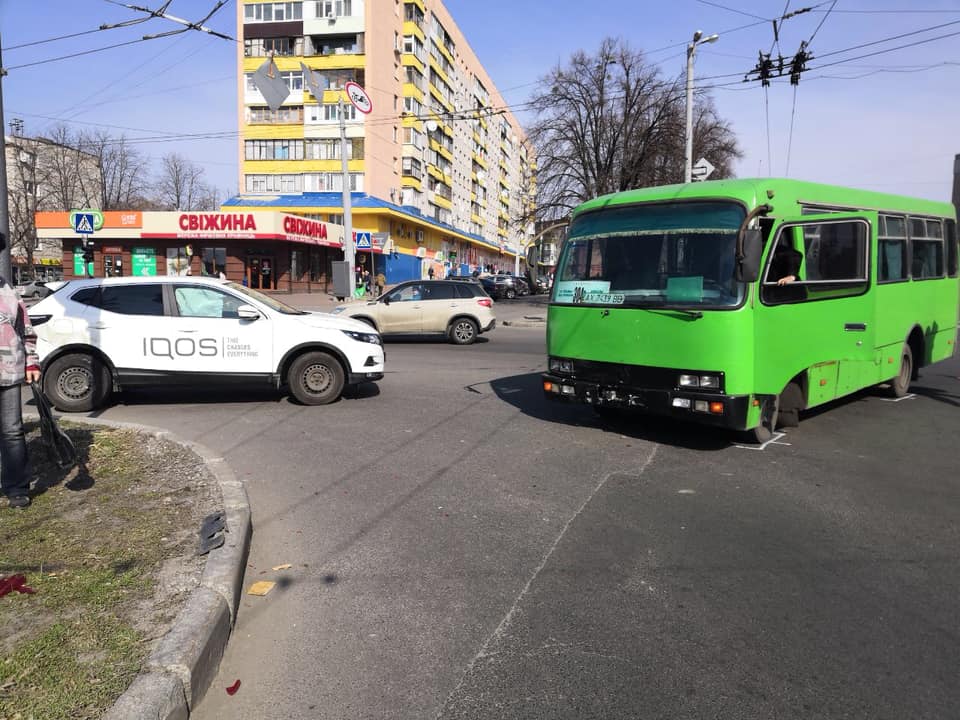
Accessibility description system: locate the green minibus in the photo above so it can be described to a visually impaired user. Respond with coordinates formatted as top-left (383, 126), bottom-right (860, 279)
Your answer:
top-left (542, 178), bottom-right (959, 441)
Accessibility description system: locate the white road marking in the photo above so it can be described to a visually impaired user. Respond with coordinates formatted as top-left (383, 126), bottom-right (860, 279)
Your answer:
top-left (734, 431), bottom-right (791, 451)
top-left (879, 393), bottom-right (916, 403)
top-left (435, 446), bottom-right (660, 718)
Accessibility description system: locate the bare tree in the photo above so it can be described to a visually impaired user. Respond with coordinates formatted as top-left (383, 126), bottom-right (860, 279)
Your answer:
top-left (154, 153), bottom-right (218, 210)
top-left (78, 131), bottom-right (152, 210)
top-left (40, 124), bottom-right (101, 210)
top-left (6, 140), bottom-right (40, 278)
top-left (527, 37), bottom-right (742, 221)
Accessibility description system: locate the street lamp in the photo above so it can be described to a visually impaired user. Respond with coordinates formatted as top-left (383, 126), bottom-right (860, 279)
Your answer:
top-left (685, 29), bottom-right (719, 183)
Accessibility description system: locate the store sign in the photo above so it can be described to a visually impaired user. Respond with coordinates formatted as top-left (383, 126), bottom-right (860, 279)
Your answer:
top-left (131, 247), bottom-right (157, 276)
top-left (178, 214), bottom-right (256, 232)
top-left (283, 216), bottom-right (328, 240)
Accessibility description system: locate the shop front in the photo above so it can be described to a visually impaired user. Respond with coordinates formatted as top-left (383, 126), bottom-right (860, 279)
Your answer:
top-left (35, 210), bottom-right (346, 293)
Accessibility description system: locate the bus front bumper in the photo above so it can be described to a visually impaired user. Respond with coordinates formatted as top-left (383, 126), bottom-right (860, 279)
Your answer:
top-left (541, 373), bottom-right (752, 430)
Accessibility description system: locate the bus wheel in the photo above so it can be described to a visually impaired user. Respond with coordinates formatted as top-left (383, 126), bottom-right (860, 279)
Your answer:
top-left (745, 395), bottom-right (778, 444)
top-left (889, 343), bottom-right (913, 398)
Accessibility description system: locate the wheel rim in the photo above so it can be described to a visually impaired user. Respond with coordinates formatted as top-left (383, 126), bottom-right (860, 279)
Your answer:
top-left (453, 321), bottom-right (475, 342)
top-left (58, 367), bottom-right (93, 401)
top-left (300, 362), bottom-right (334, 395)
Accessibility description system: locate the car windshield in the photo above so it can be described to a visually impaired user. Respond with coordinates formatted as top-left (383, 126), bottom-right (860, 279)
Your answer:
top-left (554, 201), bottom-right (747, 309)
top-left (224, 282), bottom-right (308, 315)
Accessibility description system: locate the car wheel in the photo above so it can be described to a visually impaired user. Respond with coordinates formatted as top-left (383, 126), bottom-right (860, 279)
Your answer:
top-left (44, 352), bottom-right (112, 412)
top-left (288, 351), bottom-right (345, 405)
top-left (449, 317), bottom-right (478, 345)
top-left (505, 288), bottom-right (516, 300)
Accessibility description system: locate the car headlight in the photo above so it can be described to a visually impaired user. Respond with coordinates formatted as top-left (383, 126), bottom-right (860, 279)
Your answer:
top-left (549, 357), bottom-right (574, 375)
top-left (342, 330), bottom-right (381, 345)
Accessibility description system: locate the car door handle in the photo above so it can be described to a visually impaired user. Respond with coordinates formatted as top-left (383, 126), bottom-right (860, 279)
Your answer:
top-left (89, 323), bottom-right (109, 329)
top-left (844, 323), bottom-right (867, 331)
top-left (178, 329), bottom-right (199, 333)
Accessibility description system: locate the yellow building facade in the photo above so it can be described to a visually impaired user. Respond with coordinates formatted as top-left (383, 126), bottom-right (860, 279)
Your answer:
top-left (228, 0), bottom-right (535, 285)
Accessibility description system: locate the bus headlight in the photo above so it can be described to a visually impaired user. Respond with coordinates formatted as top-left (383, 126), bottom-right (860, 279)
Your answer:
top-left (699, 375), bottom-right (720, 389)
top-left (679, 374), bottom-right (699, 387)
top-left (549, 358), bottom-right (575, 375)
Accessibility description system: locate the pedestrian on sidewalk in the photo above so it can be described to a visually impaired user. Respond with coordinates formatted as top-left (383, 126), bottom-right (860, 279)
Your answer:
top-left (0, 276), bottom-right (40, 509)
top-left (375, 271), bottom-right (385, 297)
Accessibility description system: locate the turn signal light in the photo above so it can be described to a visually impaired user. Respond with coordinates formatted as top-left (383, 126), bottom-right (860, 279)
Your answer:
top-left (709, 401), bottom-right (724, 415)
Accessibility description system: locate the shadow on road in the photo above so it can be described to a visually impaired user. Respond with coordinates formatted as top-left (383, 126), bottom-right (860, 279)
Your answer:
top-left (110, 381), bottom-right (381, 409)
top-left (487, 371), bottom-right (734, 451)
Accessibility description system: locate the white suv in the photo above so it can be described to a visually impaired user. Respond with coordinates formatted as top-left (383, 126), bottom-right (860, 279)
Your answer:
top-left (29, 277), bottom-right (385, 411)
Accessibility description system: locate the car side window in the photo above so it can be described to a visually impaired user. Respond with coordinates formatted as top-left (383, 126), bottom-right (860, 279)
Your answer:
top-left (70, 288), bottom-right (100, 307)
top-left (174, 286), bottom-right (246, 319)
top-left (426, 283), bottom-right (454, 300)
top-left (454, 283), bottom-right (476, 299)
top-left (99, 285), bottom-right (164, 316)
top-left (390, 284), bottom-right (423, 302)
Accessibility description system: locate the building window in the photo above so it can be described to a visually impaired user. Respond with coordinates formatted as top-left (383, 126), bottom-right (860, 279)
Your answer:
top-left (246, 106), bottom-right (304, 124)
top-left (201, 247), bottom-right (227, 276)
top-left (316, 0), bottom-right (352, 18)
top-left (244, 2), bottom-right (303, 22)
top-left (244, 37), bottom-right (303, 57)
top-left (244, 174), bottom-right (304, 193)
top-left (245, 139), bottom-right (305, 161)
top-left (304, 138), bottom-right (363, 160)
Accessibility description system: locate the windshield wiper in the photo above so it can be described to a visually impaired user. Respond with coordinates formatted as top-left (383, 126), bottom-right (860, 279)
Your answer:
top-left (645, 308), bottom-right (703, 320)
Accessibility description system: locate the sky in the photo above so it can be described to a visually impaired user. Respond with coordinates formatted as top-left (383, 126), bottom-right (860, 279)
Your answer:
top-left (2, 0), bottom-right (958, 204)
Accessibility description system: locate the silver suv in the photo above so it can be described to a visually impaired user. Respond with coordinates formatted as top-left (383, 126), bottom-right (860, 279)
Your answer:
top-left (332, 279), bottom-right (496, 344)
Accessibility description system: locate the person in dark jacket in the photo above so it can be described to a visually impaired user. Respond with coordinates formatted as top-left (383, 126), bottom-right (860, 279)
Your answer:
top-left (0, 277), bottom-right (40, 509)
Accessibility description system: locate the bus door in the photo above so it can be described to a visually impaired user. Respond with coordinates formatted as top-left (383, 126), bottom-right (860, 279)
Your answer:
top-left (754, 212), bottom-right (876, 406)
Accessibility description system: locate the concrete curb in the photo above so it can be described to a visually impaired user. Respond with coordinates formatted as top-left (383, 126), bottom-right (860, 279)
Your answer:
top-left (25, 413), bottom-right (251, 720)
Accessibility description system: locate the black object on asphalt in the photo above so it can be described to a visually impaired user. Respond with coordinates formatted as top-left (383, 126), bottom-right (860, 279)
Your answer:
top-left (31, 384), bottom-right (78, 470)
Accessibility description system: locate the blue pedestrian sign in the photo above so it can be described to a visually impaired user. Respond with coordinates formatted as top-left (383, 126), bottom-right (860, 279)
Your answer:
top-left (73, 213), bottom-right (95, 234)
top-left (355, 232), bottom-right (372, 249)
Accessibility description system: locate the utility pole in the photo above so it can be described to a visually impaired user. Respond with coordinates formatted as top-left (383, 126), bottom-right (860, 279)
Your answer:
top-left (0, 34), bottom-right (12, 282)
top-left (685, 30), bottom-right (719, 183)
top-left (952, 154), bottom-right (959, 216)
top-left (339, 96), bottom-right (355, 297)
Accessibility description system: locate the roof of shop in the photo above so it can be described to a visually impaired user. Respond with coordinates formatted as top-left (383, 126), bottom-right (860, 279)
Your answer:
top-left (222, 192), bottom-right (502, 250)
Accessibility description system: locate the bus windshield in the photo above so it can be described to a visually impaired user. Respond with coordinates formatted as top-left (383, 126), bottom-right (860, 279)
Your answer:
top-left (554, 201), bottom-right (747, 308)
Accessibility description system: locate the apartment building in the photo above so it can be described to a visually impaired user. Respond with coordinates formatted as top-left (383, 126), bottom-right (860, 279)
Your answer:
top-left (227, 0), bottom-right (535, 285)
top-left (6, 132), bottom-right (101, 283)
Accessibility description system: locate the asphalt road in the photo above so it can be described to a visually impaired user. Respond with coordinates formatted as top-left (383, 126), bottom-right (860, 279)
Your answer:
top-left (78, 298), bottom-right (960, 719)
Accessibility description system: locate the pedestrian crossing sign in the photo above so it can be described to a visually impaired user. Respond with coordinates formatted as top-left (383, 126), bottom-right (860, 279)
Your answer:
top-left (355, 232), bottom-right (372, 249)
top-left (73, 213), bottom-right (95, 234)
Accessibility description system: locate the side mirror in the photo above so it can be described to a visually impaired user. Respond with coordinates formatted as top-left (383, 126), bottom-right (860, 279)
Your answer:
top-left (382, 295), bottom-right (391, 305)
top-left (237, 304), bottom-right (261, 320)
top-left (735, 229), bottom-right (763, 282)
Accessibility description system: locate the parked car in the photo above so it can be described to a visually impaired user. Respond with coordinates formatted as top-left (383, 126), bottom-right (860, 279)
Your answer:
top-left (533, 275), bottom-right (553, 294)
top-left (479, 274), bottom-right (530, 300)
top-left (29, 276), bottom-right (385, 411)
top-left (332, 279), bottom-right (495, 344)
top-left (17, 280), bottom-right (52, 299)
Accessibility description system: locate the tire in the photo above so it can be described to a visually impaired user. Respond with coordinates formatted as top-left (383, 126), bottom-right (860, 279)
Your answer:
top-left (44, 352), bottom-right (112, 412)
top-left (288, 352), bottom-right (345, 405)
top-left (744, 394), bottom-right (779, 444)
top-left (505, 287), bottom-right (517, 300)
top-left (889, 343), bottom-right (912, 398)
top-left (449, 317), bottom-right (479, 345)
